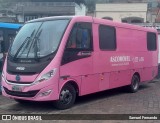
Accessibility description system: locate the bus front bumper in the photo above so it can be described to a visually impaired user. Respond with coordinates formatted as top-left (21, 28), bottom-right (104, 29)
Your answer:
top-left (2, 80), bottom-right (59, 101)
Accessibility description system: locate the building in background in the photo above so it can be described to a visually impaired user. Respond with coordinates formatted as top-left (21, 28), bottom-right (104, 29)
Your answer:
top-left (0, 2), bottom-right (87, 23)
top-left (0, 2), bottom-right (18, 23)
top-left (95, 3), bottom-right (147, 23)
top-left (15, 2), bottom-right (86, 22)
top-left (86, 0), bottom-right (160, 23)
top-left (96, 0), bottom-right (148, 3)
top-left (93, 0), bottom-right (160, 37)
top-left (1, 0), bottom-right (160, 24)
top-left (147, 0), bottom-right (160, 23)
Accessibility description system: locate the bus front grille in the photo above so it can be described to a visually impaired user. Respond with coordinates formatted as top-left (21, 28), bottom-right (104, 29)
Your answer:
top-left (3, 87), bottom-right (39, 97)
top-left (7, 80), bottom-right (33, 85)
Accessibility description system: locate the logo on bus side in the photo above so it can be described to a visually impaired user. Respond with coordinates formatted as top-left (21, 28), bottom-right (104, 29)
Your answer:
top-left (110, 56), bottom-right (131, 62)
top-left (110, 56), bottom-right (144, 66)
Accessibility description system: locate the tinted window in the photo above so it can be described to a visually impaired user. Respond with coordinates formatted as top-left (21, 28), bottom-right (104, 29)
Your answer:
top-left (147, 32), bottom-right (157, 51)
top-left (99, 25), bottom-right (116, 50)
top-left (67, 22), bottom-right (92, 50)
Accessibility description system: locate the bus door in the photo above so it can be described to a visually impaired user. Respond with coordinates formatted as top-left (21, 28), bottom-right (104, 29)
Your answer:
top-left (60, 22), bottom-right (99, 95)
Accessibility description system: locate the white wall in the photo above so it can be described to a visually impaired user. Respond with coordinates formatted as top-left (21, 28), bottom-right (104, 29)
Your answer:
top-left (75, 4), bottom-right (86, 16)
top-left (95, 12), bottom-right (146, 22)
top-left (17, 15), bottom-right (24, 22)
top-left (95, 3), bottom-right (147, 22)
top-left (96, 3), bottom-right (147, 12)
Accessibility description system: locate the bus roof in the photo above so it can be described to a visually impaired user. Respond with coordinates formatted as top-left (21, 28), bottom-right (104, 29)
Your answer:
top-left (92, 17), bottom-right (157, 33)
top-left (28, 16), bottom-right (157, 33)
top-left (0, 22), bottom-right (22, 29)
top-left (28, 16), bottom-right (73, 23)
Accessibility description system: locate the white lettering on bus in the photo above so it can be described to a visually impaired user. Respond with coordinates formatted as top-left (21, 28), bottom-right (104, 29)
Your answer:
top-left (110, 56), bottom-right (131, 63)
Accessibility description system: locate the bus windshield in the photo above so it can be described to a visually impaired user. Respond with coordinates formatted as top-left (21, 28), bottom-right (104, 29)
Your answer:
top-left (9, 19), bottom-right (69, 59)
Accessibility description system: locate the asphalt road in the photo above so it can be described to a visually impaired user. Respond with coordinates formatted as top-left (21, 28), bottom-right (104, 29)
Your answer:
top-left (0, 79), bottom-right (160, 123)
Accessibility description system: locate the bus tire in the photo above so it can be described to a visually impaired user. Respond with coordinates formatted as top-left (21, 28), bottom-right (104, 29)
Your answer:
top-left (54, 84), bottom-right (76, 110)
top-left (128, 74), bottom-right (140, 93)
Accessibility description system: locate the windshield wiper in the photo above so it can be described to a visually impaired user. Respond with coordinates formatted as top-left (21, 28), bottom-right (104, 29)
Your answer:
top-left (13, 37), bottom-right (30, 60)
top-left (13, 30), bottom-right (35, 60)
top-left (24, 29), bottom-right (42, 61)
top-left (33, 29), bottom-right (42, 61)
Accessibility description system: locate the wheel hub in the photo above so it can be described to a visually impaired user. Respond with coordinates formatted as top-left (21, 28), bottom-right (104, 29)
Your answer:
top-left (60, 89), bottom-right (72, 105)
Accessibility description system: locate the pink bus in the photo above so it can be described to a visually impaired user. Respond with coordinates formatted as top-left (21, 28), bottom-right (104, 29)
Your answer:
top-left (1, 16), bottom-right (158, 109)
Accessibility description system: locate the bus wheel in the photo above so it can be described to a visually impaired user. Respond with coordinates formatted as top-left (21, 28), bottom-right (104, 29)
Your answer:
top-left (128, 74), bottom-right (140, 93)
top-left (54, 84), bottom-right (76, 110)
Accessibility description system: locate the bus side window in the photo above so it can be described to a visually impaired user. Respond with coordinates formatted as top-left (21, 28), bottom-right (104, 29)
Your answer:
top-left (67, 25), bottom-right (77, 48)
top-left (62, 22), bottom-right (93, 65)
top-left (67, 22), bottom-right (92, 51)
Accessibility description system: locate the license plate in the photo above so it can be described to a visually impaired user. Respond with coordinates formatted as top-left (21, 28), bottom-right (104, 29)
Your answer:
top-left (12, 86), bottom-right (22, 92)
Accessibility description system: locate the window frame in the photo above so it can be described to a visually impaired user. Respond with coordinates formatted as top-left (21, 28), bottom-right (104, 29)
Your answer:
top-left (66, 22), bottom-right (93, 51)
top-left (147, 32), bottom-right (157, 51)
top-left (99, 24), bottom-right (117, 51)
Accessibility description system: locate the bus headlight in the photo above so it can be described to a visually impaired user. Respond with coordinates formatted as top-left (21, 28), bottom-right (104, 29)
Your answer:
top-left (35, 69), bottom-right (57, 83)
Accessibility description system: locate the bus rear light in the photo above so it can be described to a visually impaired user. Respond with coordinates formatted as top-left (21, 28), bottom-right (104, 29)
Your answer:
top-left (39, 90), bottom-right (52, 97)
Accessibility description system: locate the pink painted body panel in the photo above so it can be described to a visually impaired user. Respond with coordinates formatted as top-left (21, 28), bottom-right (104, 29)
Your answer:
top-left (2, 16), bottom-right (158, 102)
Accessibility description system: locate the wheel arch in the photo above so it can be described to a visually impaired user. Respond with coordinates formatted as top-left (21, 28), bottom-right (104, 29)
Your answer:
top-left (60, 80), bottom-right (80, 96)
top-left (133, 72), bottom-right (140, 82)
top-left (128, 71), bottom-right (141, 93)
